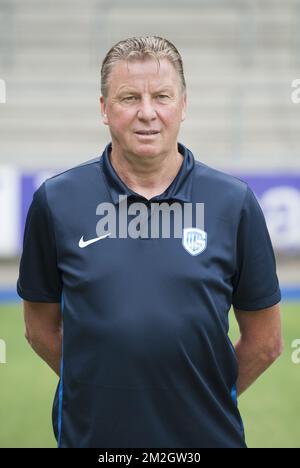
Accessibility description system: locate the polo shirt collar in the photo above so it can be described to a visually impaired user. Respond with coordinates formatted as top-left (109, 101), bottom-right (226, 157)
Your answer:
top-left (100, 141), bottom-right (195, 205)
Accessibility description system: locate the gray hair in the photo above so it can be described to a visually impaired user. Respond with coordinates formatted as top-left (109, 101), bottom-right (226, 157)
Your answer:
top-left (101, 36), bottom-right (186, 100)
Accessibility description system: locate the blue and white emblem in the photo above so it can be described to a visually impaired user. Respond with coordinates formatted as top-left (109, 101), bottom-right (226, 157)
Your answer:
top-left (182, 228), bottom-right (207, 256)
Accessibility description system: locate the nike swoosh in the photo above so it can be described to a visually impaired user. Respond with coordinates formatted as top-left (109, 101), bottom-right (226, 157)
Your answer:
top-left (79, 233), bottom-right (111, 248)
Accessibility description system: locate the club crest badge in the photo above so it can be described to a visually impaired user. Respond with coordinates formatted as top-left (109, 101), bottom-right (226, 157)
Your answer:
top-left (182, 228), bottom-right (207, 256)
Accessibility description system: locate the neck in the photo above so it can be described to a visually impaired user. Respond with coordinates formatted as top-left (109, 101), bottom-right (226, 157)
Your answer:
top-left (109, 144), bottom-right (184, 200)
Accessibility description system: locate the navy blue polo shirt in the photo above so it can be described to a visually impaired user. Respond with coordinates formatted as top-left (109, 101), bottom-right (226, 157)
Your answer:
top-left (17, 142), bottom-right (281, 448)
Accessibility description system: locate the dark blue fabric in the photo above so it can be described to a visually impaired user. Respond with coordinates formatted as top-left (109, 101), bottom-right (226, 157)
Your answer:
top-left (17, 142), bottom-right (281, 448)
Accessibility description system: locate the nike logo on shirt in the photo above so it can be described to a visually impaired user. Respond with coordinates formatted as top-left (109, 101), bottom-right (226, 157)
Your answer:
top-left (79, 233), bottom-right (111, 248)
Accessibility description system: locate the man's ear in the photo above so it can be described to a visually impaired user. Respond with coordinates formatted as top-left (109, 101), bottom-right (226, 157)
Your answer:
top-left (100, 96), bottom-right (109, 125)
top-left (181, 93), bottom-right (187, 122)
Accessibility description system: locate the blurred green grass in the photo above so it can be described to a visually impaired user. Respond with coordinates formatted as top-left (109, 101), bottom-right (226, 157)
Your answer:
top-left (229, 302), bottom-right (300, 448)
top-left (0, 303), bottom-right (58, 448)
top-left (0, 302), bottom-right (299, 447)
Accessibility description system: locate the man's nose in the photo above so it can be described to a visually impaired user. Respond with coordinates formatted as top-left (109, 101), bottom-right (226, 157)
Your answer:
top-left (137, 97), bottom-right (157, 120)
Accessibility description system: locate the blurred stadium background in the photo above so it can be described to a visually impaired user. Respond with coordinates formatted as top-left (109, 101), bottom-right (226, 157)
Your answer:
top-left (0, 0), bottom-right (299, 448)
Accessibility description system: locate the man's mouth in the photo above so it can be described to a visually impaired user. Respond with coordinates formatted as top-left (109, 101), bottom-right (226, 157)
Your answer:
top-left (135, 130), bottom-right (160, 135)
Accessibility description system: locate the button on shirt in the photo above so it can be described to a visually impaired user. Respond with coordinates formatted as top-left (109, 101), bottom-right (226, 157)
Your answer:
top-left (17, 142), bottom-right (281, 448)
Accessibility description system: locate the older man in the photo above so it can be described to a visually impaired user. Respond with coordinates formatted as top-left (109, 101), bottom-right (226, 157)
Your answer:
top-left (17, 36), bottom-right (282, 448)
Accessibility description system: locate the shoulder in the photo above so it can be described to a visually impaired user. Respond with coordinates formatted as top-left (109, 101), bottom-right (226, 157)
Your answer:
top-left (193, 159), bottom-right (250, 210)
top-left (31, 156), bottom-right (104, 215)
top-left (44, 156), bottom-right (101, 189)
top-left (194, 159), bottom-right (248, 195)
top-left (39, 156), bottom-right (104, 203)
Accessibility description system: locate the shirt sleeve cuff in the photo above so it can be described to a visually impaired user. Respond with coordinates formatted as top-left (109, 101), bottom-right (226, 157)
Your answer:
top-left (17, 280), bottom-right (61, 303)
top-left (232, 287), bottom-right (281, 311)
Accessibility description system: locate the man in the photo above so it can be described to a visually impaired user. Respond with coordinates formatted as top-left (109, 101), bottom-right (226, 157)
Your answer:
top-left (17, 36), bottom-right (283, 448)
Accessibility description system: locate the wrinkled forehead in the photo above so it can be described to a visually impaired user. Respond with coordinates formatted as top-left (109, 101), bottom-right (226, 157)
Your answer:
top-left (107, 57), bottom-right (182, 94)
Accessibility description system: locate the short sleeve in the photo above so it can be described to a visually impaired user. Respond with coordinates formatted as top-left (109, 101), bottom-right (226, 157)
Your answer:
top-left (232, 185), bottom-right (281, 311)
top-left (17, 182), bottom-right (62, 302)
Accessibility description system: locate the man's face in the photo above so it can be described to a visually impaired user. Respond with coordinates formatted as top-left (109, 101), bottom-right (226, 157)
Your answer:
top-left (100, 57), bottom-right (187, 159)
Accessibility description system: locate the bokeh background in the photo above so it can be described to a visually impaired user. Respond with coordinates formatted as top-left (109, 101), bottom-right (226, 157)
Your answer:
top-left (0, 0), bottom-right (299, 448)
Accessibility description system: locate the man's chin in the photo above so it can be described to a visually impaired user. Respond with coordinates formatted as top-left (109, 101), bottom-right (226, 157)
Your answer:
top-left (131, 143), bottom-right (163, 158)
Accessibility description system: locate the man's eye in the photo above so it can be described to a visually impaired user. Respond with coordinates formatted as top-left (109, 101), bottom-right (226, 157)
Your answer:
top-left (157, 95), bottom-right (169, 99)
top-left (123, 96), bottom-right (137, 101)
